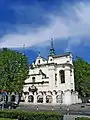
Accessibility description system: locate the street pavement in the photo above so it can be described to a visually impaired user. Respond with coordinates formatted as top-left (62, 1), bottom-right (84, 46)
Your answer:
top-left (16, 103), bottom-right (90, 115)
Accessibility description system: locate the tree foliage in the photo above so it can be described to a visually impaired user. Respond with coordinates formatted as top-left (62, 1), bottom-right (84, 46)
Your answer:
top-left (0, 48), bottom-right (29, 93)
top-left (74, 57), bottom-right (90, 97)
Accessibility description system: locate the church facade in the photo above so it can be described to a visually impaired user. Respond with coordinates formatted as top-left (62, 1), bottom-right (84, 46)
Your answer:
top-left (22, 40), bottom-right (82, 105)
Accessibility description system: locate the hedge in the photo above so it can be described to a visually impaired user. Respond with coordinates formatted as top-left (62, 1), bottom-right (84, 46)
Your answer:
top-left (0, 118), bottom-right (16, 120)
top-left (75, 117), bottom-right (90, 120)
top-left (0, 110), bottom-right (63, 120)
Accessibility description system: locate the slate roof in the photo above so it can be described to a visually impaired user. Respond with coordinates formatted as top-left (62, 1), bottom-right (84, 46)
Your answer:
top-left (53, 52), bottom-right (71, 58)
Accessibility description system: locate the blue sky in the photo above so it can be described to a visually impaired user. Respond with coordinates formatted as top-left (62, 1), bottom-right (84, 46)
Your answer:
top-left (0, 0), bottom-right (90, 63)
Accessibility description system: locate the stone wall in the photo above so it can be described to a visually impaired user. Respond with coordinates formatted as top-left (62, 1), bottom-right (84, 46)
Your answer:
top-left (21, 90), bottom-right (82, 105)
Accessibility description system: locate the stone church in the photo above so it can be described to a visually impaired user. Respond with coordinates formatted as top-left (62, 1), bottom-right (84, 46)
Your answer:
top-left (22, 39), bottom-right (82, 105)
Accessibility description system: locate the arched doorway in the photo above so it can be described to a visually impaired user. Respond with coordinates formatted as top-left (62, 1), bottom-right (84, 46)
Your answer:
top-left (37, 95), bottom-right (43, 103)
top-left (28, 95), bottom-right (34, 102)
top-left (56, 94), bottom-right (63, 103)
top-left (46, 95), bottom-right (52, 103)
top-left (11, 95), bottom-right (15, 102)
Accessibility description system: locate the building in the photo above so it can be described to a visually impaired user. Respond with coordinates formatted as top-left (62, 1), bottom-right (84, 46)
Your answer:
top-left (22, 39), bottom-right (82, 105)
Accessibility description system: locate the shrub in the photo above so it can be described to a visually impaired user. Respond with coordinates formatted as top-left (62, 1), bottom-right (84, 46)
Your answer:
top-left (75, 117), bottom-right (90, 120)
top-left (0, 118), bottom-right (15, 120)
top-left (0, 110), bottom-right (63, 120)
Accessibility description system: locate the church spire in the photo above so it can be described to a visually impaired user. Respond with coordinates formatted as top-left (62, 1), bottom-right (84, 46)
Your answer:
top-left (38, 52), bottom-right (41, 57)
top-left (50, 38), bottom-right (54, 56)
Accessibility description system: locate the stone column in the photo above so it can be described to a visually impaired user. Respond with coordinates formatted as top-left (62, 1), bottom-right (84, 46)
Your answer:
top-left (25, 95), bottom-right (28, 103)
top-left (75, 92), bottom-right (79, 103)
top-left (34, 92), bottom-right (37, 104)
top-left (65, 67), bottom-right (71, 90)
top-left (71, 92), bottom-right (76, 104)
top-left (48, 66), bottom-right (55, 90)
top-left (21, 93), bottom-right (25, 101)
top-left (43, 94), bottom-right (46, 104)
top-left (71, 69), bottom-right (75, 91)
top-left (15, 93), bottom-right (19, 104)
top-left (52, 93), bottom-right (56, 104)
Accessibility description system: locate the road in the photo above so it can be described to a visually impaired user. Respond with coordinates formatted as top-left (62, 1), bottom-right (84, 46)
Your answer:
top-left (16, 103), bottom-right (90, 115)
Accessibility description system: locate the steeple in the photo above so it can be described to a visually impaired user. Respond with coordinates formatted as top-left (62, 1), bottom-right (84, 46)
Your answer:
top-left (50, 38), bottom-right (54, 56)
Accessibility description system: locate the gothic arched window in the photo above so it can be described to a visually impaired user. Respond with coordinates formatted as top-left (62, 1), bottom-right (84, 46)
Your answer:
top-left (38, 60), bottom-right (40, 64)
top-left (55, 73), bottom-right (57, 85)
top-left (59, 70), bottom-right (65, 83)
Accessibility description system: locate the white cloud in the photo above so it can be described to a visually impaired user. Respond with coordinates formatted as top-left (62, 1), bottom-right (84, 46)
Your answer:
top-left (0, 1), bottom-right (90, 48)
top-left (65, 38), bottom-right (82, 52)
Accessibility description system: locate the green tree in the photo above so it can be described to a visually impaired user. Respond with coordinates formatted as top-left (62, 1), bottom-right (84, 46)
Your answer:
top-left (0, 48), bottom-right (29, 93)
top-left (74, 57), bottom-right (90, 98)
